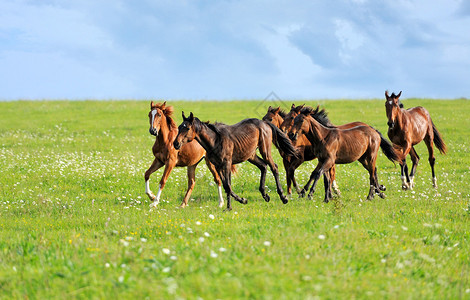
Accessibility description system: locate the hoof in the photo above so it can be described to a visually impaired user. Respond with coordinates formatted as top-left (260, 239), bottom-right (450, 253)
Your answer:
top-left (218, 202), bottom-right (224, 208)
top-left (281, 197), bottom-right (288, 204)
top-left (379, 185), bottom-right (386, 191)
top-left (149, 200), bottom-right (159, 208)
top-left (323, 198), bottom-right (329, 203)
top-left (223, 207), bottom-right (232, 212)
top-left (401, 184), bottom-right (410, 190)
top-left (299, 189), bottom-right (306, 198)
top-left (241, 198), bottom-right (248, 205)
top-left (378, 192), bottom-right (386, 199)
top-left (263, 194), bottom-right (271, 202)
top-left (179, 203), bottom-right (188, 208)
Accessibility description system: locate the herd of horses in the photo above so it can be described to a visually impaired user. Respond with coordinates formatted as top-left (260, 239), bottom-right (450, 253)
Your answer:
top-left (145, 91), bottom-right (447, 211)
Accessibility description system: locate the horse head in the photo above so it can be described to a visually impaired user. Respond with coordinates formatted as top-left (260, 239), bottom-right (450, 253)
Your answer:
top-left (280, 104), bottom-right (304, 133)
top-left (288, 111), bottom-right (309, 142)
top-left (148, 101), bottom-right (167, 136)
top-left (262, 106), bottom-right (284, 128)
top-left (385, 91), bottom-right (402, 129)
top-left (174, 111), bottom-right (195, 150)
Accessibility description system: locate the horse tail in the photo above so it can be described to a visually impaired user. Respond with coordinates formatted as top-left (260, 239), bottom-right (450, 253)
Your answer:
top-left (265, 121), bottom-right (298, 158)
top-left (432, 121), bottom-right (447, 155)
top-left (374, 128), bottom-right (400, 163)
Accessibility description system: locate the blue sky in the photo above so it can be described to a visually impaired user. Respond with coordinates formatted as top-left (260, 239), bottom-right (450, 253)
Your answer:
top-left (1, 0), bottom-right (469, 100)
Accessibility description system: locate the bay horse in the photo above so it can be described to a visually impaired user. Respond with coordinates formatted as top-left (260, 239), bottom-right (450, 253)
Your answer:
top-left (264, 104), bottom-right (372, 196)
top-left (385, 91), bottom-right (447, 189)
top-left (289, 106), bottom-right (399, 203)
top-left (173, 112), bottom-right (298, 210)
top-left (145, 101), bottom-right (226, 208)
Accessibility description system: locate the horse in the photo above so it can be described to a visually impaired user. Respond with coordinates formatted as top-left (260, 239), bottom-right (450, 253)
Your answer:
top-left (385, 91), bottom-right (447, 189)
top-left (145, 101), bottom-right (226, 208)
top-left (173, 112), bottom-right (298, 210)
top-left (289, 106), bottom-right (399, 203)
top-left (264, 104), bottom-right (370, 196)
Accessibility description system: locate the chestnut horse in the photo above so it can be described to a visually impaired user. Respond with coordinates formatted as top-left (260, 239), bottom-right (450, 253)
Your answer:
top-left (290, 107), bottom-right (399, 202)
top-left (173, 112), bottom-right (298, 210)
top-left (385, 91), bottom-right (447, 189)
top-left (145, 101), bottom-right (225, 208)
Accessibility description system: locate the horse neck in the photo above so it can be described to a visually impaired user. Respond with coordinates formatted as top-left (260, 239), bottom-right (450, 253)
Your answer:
top-left (194, 119), bottom-right (218, 151)
top-left (157, 115), bottom-right (177, 145)
top-left (307, 116), bottom-right (330, 143)
top-left (394, 108), bottom-right (406, 131)
top-left (273, 115), bottom-right (284, 128)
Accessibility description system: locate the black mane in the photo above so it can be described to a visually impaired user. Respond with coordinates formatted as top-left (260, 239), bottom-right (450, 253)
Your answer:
top-left (299, 106), bottom-right (333, 127)
top-left (278, 109), bottom-right (287, 118)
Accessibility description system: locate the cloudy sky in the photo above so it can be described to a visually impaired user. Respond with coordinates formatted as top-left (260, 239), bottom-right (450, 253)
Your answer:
top-left (1, 0), bottom-right (469, 100)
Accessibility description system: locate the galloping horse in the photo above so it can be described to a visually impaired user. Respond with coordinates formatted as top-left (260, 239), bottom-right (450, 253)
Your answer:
top-left (264, 104), bottom-right (371, 196)
top-left (290, 107), bottom-right (399, 203)
top-left (145, 101), bottom-right (226, 208)
top-left (173, 112), bottom-right (298, 210)
top-left (385, 91), bottom-right (447, 189)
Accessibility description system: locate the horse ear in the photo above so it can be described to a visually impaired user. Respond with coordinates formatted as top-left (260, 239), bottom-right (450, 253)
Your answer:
top-left (274, 107), bottom-right (280, 113)
top-left (268, 105), bottom-right (272, 110)
top-left (291, 103), bottom-right (296, 109)
top-left (150, 101), bottom-right (154, 109)
top-left (182, 111), bottom-right (187, 121)
top-left (161, 101), bottom-right (166, 109)
top-left (188, 112), bottom-right (194, 123)
top-left (385, 90), bottom-right (390, 98)
top-left (396, 91), bottom-right (402, 98)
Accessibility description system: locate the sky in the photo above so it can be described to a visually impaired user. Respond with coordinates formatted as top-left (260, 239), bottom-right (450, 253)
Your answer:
top-left (1, 0), bottom-right (469, 100)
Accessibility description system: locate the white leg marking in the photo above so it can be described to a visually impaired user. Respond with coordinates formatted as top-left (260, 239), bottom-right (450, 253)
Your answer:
top-left (401, 176), bottom-right (409, 190)
top-left (149, 184), bottom-right (162, 207)
top-left (409, 176), bottom-right (415, 189)
top-left (332, 180), bottom-right (341, 195)
top-left (432, 177), bottom-right (437, 188)
top-left (217, 185), bottom-right (224, 208)
top-left (146, 180), bottom-right (156, 200)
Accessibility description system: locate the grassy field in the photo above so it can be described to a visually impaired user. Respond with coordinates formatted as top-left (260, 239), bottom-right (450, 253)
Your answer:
top-left (0, 99), bottom-right (469, 299)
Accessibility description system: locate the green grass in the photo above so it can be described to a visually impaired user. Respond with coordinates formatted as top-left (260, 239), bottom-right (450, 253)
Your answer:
top-left (0, 99), bottom-right (469, 299)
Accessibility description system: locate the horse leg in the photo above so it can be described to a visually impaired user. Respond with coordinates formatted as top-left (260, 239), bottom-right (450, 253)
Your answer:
top-left (248, 156), bottom-right (270, 202)
top-left (180, 164), bottom-right (197, 208)
top-left (398, 145), bottom-right (412, 190)
top-left (424, 136), bottom-right (437, 188)
top-left (283, 157), bottom-right (292, 196)
top-left (145, 158), bottom-right (164, 202)
top-left (407, 147), bottom-right (420, 189)
top-left (289, 157), bottom-right (304, 195)
top-left (306, 160), bottom-right (334, 200)
top-left (205, 159), bottom-right (225, 208)
top-left (330, 164), bottom-right (341, 196)
top-left (375, 167), bottom-right (386, 191)
top-left (264, 155), bottom-right (289, 205)
top-left (149, 160), bottom-right (176, 207)
top-left (322, 170), bottom-right (333, 203)
top-left (220, 163), bottom-right (246, 211)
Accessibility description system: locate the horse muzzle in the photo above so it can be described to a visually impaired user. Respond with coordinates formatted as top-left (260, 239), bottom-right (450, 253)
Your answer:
top-left (288, 132), bottom-right (297, 142)
top-left (173, 140), bottom-right (181, 150)
top-left (149, 127), bottom-right (158, 136)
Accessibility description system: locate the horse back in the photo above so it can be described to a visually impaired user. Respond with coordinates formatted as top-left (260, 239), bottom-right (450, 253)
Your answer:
top-left (403, 106), bottom-right (432, 144)
top-left (334, 126), bottom-right (379, 164)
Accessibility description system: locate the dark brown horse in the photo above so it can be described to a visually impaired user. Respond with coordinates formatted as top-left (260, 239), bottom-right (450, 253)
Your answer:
top-left (145, 101), bottom-right (225, 208)
top-left (290, 107), bottom-right (399, 202)
top-left (173, 112), bottom-right (298, 210)
top-left (385, 91), bottom-right (447, 189)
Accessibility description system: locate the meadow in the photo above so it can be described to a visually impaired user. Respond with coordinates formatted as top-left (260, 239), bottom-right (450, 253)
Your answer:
top-left (0, 99), bottom-right (469, 299)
